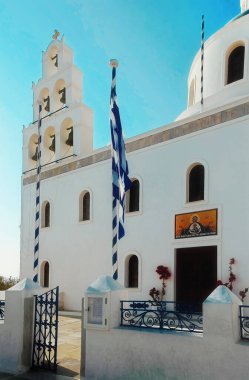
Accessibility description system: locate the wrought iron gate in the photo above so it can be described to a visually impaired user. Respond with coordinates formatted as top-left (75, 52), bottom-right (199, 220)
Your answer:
top-left (32, 286), bottom-right (59, 370)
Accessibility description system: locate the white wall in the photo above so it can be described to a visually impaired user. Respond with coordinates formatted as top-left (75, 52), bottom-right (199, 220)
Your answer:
top-left (0, 282), bottom-right (37, 374)
top-left (85, 290), bottom-right (247, 380)
top-left (21, 111), bottom-right (249, 310)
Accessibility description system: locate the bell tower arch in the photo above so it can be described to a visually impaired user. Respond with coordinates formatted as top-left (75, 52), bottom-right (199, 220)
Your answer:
top-left (22, 31), bottom-right (93, 172)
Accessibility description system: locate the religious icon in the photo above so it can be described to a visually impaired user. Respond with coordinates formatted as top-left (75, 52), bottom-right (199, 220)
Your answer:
top-left (175, 209), bottom-right (217, 239)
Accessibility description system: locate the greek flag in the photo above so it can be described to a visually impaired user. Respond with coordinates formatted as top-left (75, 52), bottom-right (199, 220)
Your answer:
top-left (110, 61), bottom-right (131, 279)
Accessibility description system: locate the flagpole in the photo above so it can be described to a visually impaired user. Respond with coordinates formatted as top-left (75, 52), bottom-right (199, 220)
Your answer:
top-left (201, 15), bottom-right (205, 106)
top-left (109, 59), bottom-right (131, 281)
top-left (110, 59), bottom-right (119, 280)
top-left (33, 104), bottom-right (42, 283)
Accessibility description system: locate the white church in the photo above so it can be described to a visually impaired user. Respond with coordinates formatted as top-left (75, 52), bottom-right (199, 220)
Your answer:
top-left (20, 0), bottom-right (249, 312)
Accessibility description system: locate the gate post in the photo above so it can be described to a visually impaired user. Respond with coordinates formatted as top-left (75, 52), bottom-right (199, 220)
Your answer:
top-left (0, 278), bottom-right (42, 374)
top-left (203, 285), bottom-right (242, 343)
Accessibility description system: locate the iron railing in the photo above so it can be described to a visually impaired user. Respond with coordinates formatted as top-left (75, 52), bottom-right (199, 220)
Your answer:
top-left (0, 300), bottom-right (5, 321)
top-left (239, 305), bottom-right (249, 340)
top-left (120, 300), bottom-right (203, 334)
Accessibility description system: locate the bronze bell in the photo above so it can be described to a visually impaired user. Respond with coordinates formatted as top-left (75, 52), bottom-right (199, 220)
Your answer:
top-left (44, 96), bottom-right (50, 112)
top-left (65, 127), bottom-right (73, 146)
top-left (52, 54), bottom-right (58, 67)
top-left (59, 88), bottom-right (66, 104)
top-left (32, 145), bottom-right (38, 161)
top-left (49, 134), bottom-right (55, 152)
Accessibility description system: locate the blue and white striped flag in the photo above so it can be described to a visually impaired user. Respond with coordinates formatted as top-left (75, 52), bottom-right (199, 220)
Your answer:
top-left (110, 60), bottom-right (131, 280)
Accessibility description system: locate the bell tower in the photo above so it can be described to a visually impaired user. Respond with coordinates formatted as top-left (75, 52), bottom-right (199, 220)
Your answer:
top-left (22, 31), bottom-right (93, 173)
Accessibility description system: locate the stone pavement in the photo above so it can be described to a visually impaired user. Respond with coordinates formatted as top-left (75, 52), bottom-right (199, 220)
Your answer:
top-left (0, 315), bottom-right (82, 380)
top-left (57, 315), bottom-right (81, 378)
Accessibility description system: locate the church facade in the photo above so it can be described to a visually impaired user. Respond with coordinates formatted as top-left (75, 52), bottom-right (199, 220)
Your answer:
top-left (20, 1), bottom-right (249, 311)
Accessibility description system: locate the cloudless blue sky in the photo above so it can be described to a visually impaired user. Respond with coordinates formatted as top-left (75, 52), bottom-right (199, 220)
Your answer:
top-left (0, 0), bottom-right (239, 277)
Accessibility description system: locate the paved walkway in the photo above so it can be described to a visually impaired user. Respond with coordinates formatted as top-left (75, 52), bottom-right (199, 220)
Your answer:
top-left (57, 316), bottom-right (81, 378)
top-left (0, 315), bottom-right (82, 380)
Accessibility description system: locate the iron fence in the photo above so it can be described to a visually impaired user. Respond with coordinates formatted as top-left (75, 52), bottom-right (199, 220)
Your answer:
top-left (239, 305), bottom-right (249, 340)
top-left (120, 300), bottom-right (203, 334)
top-left (32, 287), bottom-right (59, 370)
top-left (0, 300), bottom-right (5, 321)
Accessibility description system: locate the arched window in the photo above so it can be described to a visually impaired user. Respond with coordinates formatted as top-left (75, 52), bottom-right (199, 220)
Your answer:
top-left (79, 191), bottom-right (91, 221)
top-left (40, 261), bottom-right (50, 288)
top-left (61, 118), bottom-right (74, 157)
top-left (41, 201), bottom-right (50, 228)
top-left (227, 45), bottom-right (245, 84)
top-left (126, 179), bottom-right (140, 213)
top-left (188, 164), bottom-right (205, 202)
top-left (127, 255), bottom-right (139, 288)
top-left (45, 202), bottom-right (50, 227)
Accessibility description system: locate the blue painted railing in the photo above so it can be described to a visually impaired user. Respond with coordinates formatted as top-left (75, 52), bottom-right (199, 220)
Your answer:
top-left (239, 305), bottom-right (249, 340)
top-left (120, 300), bottom-right (203, 334)
top-left (0, 300), bottom-right (5, 321)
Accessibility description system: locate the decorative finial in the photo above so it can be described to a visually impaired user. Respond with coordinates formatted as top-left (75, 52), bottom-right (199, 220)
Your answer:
top-left (52, 29), bottom-right (60, 40)
top-left (109, 59), bottom-right (119, 68)
top-left (240, 0), bottom-right (249, 12)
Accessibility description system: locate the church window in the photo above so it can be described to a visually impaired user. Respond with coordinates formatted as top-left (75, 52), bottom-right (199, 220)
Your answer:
top-left (43, 95), bottom-right (50, 112)
top-left (188, 164), bottom-right (204, 202)
top-left (41, 201), bottom-right (51, 228)
top-left (79, 191), bottom-right (91, 222)
top-left (227, 45), bottom-right (245, 85)
top-left (59, 87), bottom-right (66, 104)
top-left (41, 261), bottom-right (50, 288)
top-left (126, 178), bottom-right (140, 213)
top-left (29, 134), bottom-right (38, 163)
top-left (54, 79), bottom-right (66, 110)
top-left (65, 126), bottom-right (73, 146)
top-left (51, 54), bottom-right (58, 68)
top-left (125, 255), bottom-right (139, 288)
top-left (61, 117), bottom-right (74, 157)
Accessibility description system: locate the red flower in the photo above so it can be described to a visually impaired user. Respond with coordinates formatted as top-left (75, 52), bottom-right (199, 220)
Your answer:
top-left (229, 258), bottom-right (235, 265)
top-left (156, 265), bottom-right (172, 280)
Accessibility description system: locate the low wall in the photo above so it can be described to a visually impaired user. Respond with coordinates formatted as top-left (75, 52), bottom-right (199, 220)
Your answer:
top-left (0, 279), bottom-right (41, 374)
top-left (85, 287), bottom-right (249, 380)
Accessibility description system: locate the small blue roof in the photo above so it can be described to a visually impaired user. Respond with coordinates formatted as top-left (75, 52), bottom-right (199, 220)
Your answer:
top-left (8, 278), bottom-right (41, 291)
top-left (86, 275), bottom-right (124, 294)
top-left (204, 285), bottom-right (240, 304)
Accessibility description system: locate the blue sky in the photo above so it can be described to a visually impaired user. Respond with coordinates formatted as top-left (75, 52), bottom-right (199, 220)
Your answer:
top-left (0, 0), bottom-right (239, 277)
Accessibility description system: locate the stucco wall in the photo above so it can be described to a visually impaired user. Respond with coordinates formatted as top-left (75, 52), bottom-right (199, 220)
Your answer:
top-left (85, 297), bottom-right (249, 380)
top-left (21, 109), bottom-right (249, 310)
top-left (0, 285), bottom-right (35, 374)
